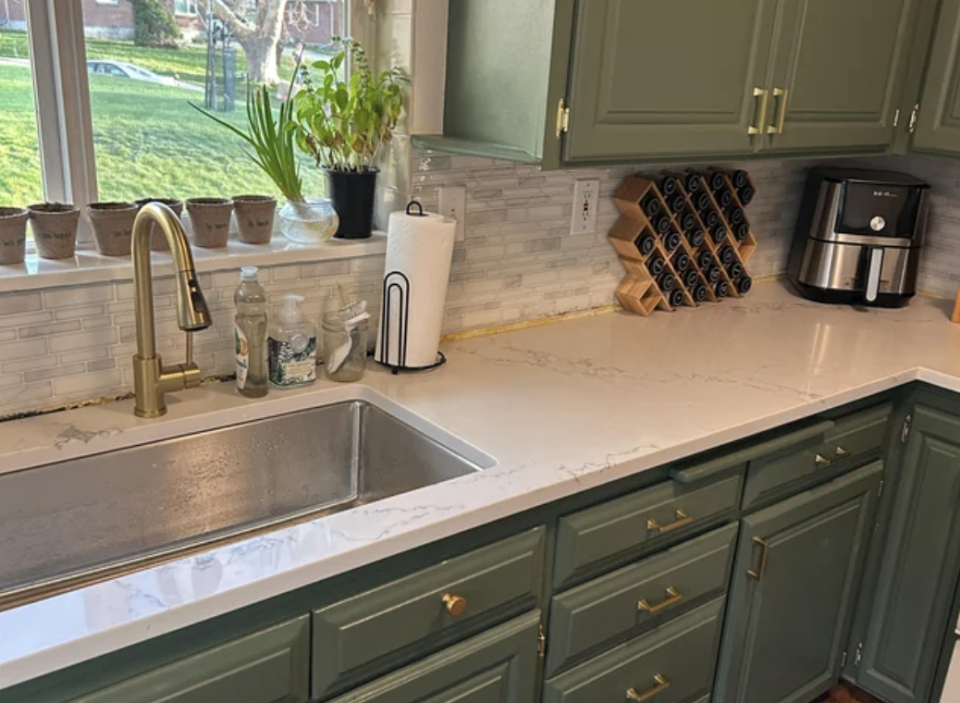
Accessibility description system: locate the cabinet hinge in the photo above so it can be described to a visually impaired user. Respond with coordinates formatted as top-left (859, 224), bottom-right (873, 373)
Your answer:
top-left (878, 479), bottom-right (885, 498)
top-left (854, 642), bottom-right (864, 667)
top-left (893, 108), bottom-right (901, 128)
top-left (901, 414), bottom-right (912, 443)
top-left (909, 104), bottom-right (920, 134)
top-left (841, 651), bottom-right (848, 668)
top-left (556, 99), bottom-right (570, 139)
top-left (538, 624), bottom-right (547, 658)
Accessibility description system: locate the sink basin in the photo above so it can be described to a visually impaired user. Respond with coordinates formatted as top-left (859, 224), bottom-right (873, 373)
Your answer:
top-left (0, 400), bottom-right (485, 609)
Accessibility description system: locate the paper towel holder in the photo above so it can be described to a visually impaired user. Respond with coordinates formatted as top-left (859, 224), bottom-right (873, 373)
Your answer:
top-left (405, 201), bottom-right (426, 217)
top-left (377, 269), bottom-right (447, 374)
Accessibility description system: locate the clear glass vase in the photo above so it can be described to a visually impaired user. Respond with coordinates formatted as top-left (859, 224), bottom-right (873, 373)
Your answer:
top-left (279, 196), bottom-right (339, 244)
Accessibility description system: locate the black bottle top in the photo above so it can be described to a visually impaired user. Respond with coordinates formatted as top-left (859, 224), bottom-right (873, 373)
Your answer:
top-left (669, 288), bottom-right (686, 308)
top-left (635, 233), bottom-right (657, 257)
top-left (687, 228), bottom-right (706, 248)
top-left (711, 224), bottom-right (727, 244)
top-left (734, 222), bottom-right (749, 241)
top-left (663, 231), bottom-right (682, 252)
top-left (732, 170), bottom-right (749, 189)
top-left (698, 251), bottom-right (714, 269)
top-left (648, 255), bottom-right (667, 277)
top-left (660, 176), bottom-right (679, 198)
top-left (727, 261), bottom-right (744, 279)
top-left (707, 265), bottom-right (723, 283)
top-left (652, 214), bottom-right (672, 235)
top-left (738, 186), bottom-right (755, 206)
top-left (717, 189), bottom-right (734, 208)
top-left (657, 271), bottom-right (677, 293)
top-left (680, 212), bottom-right (697, 232)
top-left (669, 195), bottom-right (686, 214)
top-left (684, 174), bottom-right (702, 193)
top-left (683, 268), bottom-right (700, 288)
top-left (715, 280), bottom-right (731, 298)
top-left (642, 195), bottom-right (662, 217)
top-left (693, 284), bottom-right (709, 303)
top-left (702, 210), bottom-right (719, 228)
top-left (719, 245), bottom-right (736, 265)
top-left (673, 251), bottom-right (691, 272)
top-left (692, 192), bottom-right (711, 212)
top-left (737, 276), bottom-right (753, 295)
top-left (709, 172), bottom-right (726, 192)
top-left (727, 207), bottom-right (745, 225)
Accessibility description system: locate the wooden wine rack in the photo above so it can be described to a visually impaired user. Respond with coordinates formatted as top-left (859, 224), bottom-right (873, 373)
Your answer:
top-left (610, 170), bottom-right (758, 317)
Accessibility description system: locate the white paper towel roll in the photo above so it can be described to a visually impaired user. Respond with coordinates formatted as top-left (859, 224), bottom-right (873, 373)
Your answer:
top-left (375, 205), bottom-right (456, 369)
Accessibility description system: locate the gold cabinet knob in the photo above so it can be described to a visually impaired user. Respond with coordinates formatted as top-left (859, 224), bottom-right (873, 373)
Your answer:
top-left (442, 593), bottom-right (467, 616)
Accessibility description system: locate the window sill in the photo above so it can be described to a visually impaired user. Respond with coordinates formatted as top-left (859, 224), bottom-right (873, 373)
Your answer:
top-left (3, 233), bottom-right (387, 294)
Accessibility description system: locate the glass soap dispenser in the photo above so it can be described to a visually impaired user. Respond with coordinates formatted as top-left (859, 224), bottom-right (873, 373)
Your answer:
top-left (268, 294), bottom-right (317, 389)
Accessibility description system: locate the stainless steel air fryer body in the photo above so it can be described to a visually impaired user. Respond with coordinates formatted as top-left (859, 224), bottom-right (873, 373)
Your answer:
top-left (787, 167), bottom-right (929, 308)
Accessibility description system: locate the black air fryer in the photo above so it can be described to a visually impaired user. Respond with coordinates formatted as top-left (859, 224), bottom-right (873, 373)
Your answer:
top-left (787, 167), bottom-right (929, 308)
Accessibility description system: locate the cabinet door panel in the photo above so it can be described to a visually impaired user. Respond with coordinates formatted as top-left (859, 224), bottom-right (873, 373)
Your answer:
top-left (563, 0), bottom-right (777, 162)
top-left (763, 0), bottom-right (916, 153)
top-left (852, 406), bottom-right (960, 703)
top-left (913, 0), bottom-right (960, 153)
top-left (714, 463), bottom-right (882, 703)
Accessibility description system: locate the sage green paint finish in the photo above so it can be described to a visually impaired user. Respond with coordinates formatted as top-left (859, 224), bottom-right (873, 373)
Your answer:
top-left (911, 0), bottom-right (960, 153)
top-left (848, 405), bottom-right (960, 703)
top-left (562, 0), bottom-right (778, 162)
top-left (443, 0), bottom-right (555, 161)
top-left (311, 527), bottom-right (545, 699)
top-left (69, 616), bottom-right (310, 703)
top-left (890, 0), bottom-right (942, 154)
top-left (714, 462), bottom-right (883, 703)
top-left (327, 612), bottom-right (541, 703)
top-left (546, 523), bottom-right (738, 677)
top-left (758, 0), bottom-right (918, 154)
top-left (543, 598), bottom-right (726, 703)
top-left (553, 473), bottom-right (742, 589)
top-left (743, 405), bottom-right (891, 511)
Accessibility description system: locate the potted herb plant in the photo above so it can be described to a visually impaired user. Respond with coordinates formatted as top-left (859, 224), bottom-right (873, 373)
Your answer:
top-left (292, 38), bottom-right (406, 239)
top-left (191, 77), bottom-right (338, 244)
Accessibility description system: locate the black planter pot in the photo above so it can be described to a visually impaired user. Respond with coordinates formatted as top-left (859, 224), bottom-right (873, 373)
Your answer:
top-left (324, 167), bottom-right (379, 239)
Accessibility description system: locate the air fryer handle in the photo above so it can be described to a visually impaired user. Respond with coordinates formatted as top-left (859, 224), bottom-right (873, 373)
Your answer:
top-left (865, 248), bottom-right (884, 303)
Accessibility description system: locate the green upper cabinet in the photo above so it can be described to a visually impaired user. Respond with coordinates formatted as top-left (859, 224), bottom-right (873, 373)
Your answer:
top-left (757, 0), bottom-right (919, 154)
top-left (713, 462), bottom-right (883, 703)
top-left (911, 0), bottom-right (960, 153)
top-left (561, 0), bottom-right (778, 162)
top-left (845, 403), bottom-right (960, 703)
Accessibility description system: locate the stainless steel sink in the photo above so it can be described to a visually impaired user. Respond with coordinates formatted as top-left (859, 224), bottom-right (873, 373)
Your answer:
top-left (0, 401), bottom-right (484, 609)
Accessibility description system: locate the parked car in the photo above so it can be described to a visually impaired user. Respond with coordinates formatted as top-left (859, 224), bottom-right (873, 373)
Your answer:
top-left (85, 59), bottom-right (203, 93)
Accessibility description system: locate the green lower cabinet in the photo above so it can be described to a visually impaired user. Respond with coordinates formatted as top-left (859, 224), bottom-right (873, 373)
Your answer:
top-left (543, 598), bottom-right (726, 703)
top-left (713, 462), bottom-right (883, 703)
top-left (69, 616), bottom-right (310, 703)
top-left (845, 404), bottom-right (960, 703)
top-left (326, 611), bottom-right (541, 703)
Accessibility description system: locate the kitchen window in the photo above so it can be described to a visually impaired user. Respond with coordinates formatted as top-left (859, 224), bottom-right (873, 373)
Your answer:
top-left (0, 0), bottom-right (359, 246)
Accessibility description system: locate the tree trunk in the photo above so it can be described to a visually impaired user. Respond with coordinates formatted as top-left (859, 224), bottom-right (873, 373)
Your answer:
top-left (203, 0), bottom-right (289, 85)
top-left (238, 36), bottom-right (279, 84)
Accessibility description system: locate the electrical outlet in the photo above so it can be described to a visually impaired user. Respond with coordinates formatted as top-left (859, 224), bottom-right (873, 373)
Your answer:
top-left (438, 186), bottom-right (466, 241)
top-left (571, 178), bottom-right (600, 235)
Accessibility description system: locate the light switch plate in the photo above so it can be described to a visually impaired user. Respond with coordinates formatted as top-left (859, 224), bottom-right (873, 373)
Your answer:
top-left (571, 179), bottom-right (600, 235)
top-left (438, 186), bottom-right (467, 241)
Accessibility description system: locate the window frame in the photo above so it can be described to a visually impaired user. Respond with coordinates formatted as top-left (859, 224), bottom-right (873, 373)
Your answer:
top-left (173, 0), bottom-right (199, 17)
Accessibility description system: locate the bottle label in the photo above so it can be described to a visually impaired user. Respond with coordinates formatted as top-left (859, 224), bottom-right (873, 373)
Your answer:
top-left (268, 336), bottom-right (317, 387)
top-left (235, 325), bottom-right (249, 390)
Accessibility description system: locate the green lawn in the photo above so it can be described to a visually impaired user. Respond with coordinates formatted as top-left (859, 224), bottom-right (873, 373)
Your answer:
top-left (0, 61), bottom-right (325, 206)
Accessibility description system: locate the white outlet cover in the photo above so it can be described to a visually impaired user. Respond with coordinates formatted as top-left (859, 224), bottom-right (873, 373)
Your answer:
top-left (571, 178), bottom-right (600, 235)
top-left (439, 185), bottom-right (467, 241)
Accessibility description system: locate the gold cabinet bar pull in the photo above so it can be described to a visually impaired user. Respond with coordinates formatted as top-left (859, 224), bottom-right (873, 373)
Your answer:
top-left (442, 593), bottom-right (468, 616)
top-left (835, 446), bottom-right (850, 458)
top-left (647, 509), bottom-right (694, 534)
top-left (638, 586), bottom-right (684, 614)
top-left (748, 87), bottom-right (769, 135)
top-left (767, 88), bottom-right (789, 134)
top-left (626, 674), bottom-right (671, 702)
top-left (748, 536), bottom-right (770, 581)
top-left (815, 453), bottom-right (832, 467)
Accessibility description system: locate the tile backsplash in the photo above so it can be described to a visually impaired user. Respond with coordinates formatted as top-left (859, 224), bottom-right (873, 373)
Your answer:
top-left (2, 151), bottom-right (959, 416)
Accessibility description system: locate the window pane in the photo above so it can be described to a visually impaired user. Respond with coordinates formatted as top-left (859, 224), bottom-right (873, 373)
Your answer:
top-left (0, 21), bottom-right (44, 207)
top-left (81, 1), bottom-right (345, 204)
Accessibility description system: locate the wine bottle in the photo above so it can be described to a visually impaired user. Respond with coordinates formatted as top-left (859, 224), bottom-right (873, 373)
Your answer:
top-left (648, 255), bottom-right (667, 277)
top-left (736, 276), bottom-right (754, 295)
top-left (683, 268), bottom-right (700, 289)
top-left (687, 228), bottom-right (706, 248)
top-left (718, 245), bottom-right (736, 265)
top-left (711, 224), bottom-right (727, 244)
top-left (709, 172), bottom-right (726, 192)
top-left (738, 186), bottom-right (755, 206)
top-left (732, 170), bottom-right (749, 189)
top-left (642, 195), bottom-right (662, 218)
top-left (680, 211), bottom-right (697, 232)
top-left (663, 231), bottom-right (682, 252)
top-left (652, 213), bottom-right (672, 235)
top-left (669, 195), bottom-right (686, 214)
top-left (684, 173), bottom-right (702, 194)
top-left (734, 222), bottom-right (749, 242)
top-left (669, 288), bottom-right (686, 308)
top-left (693, 284), bottom-right (709, 303)
top-left (715, 280), bottom-right (731, 298)
top-left (727, 207), bottom-right (745, 226)
top-left (727, 261), bottom-right (744, 280)
top-left (673, 251), bottom-right (691, 272)
top-left (717, 189), bottom-right (734, 208)
top-left (707, 265), bottom-right (723, 283)
top-left (635, 233), bottom-right (657, 257)
top-left (702, 209), bottom-right (720, 228)
top-left (660, 176), bottom-right (679, 198)
top-left (692, 192), bottom-right (711, 212)
top-left (698, 251), bottom-right (714, 269)
top-left (656, 271), bottom-right (677, 293)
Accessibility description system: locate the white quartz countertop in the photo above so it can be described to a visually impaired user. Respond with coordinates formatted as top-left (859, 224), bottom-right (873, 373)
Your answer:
top-left (4, 280), bottom-right (960, 690)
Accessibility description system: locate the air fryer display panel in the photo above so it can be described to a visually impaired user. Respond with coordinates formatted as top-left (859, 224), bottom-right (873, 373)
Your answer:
top-left (836, 183), bottom-right (923, 239)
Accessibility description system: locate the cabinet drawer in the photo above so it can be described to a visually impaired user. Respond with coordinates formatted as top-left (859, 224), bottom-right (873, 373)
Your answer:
top-left (71, 616), bottom-right (310, 703)
top-left (312, 527), bottom-right (546, 698)
top-left (743, 404), bottom-right (891, 511)
top-left (543, 598), bottom-right (725, 703)
top-left (325, 611), bottom-right (541, 703)
top-left (554, 474), bottom-right (741, 589)
top-left (546, 523), bottom-right (738, 676)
